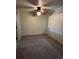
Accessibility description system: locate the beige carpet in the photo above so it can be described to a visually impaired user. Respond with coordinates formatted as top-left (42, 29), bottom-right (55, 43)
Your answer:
top-left (16, 35), bottom-right (63, 59)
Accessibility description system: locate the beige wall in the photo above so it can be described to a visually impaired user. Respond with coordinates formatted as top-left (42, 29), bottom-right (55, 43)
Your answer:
top-left (16, 9), bottom-right (63, 43)
top-left (20, 10), bottom-right (48, 36)
top-left (47, 13), bottom-right (63, 44)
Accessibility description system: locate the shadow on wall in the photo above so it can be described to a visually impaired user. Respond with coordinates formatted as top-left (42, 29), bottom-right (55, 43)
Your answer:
top-left (47, 12), bottom-right (63, 44)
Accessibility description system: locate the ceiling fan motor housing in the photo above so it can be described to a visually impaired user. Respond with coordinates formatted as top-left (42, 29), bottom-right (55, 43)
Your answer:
top-left (37, 7), bottom-right (41, 11)
top-left (33, 7), bottom-right (47, 15)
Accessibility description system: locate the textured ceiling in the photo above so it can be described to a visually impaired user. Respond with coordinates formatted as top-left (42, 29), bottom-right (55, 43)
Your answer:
top-left (16, 0), bottom-right (63, 15)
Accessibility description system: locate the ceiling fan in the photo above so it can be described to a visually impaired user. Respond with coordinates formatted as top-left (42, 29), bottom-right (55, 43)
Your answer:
top-left (17, 0), bottom-right (63, 16)
top-left (17, 0), bottom-right (54, 16)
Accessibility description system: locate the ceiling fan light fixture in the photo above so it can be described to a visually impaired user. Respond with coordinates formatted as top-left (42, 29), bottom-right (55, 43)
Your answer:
top-left (37, 11), bottom-right (41, 16)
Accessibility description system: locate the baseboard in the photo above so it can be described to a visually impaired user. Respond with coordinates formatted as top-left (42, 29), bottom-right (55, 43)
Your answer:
top-left (21, 34), bottom-right (46, 38)
top-left (21, 33), bottom-right (63, 46)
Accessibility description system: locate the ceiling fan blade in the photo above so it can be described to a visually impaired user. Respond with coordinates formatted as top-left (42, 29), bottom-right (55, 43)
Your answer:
top-left (42, 6), bottom-right (63, 11)
top-left (16, 0), bottom-right (35, 8)
top-left (21, 8), bottom-right (34, 11)
top-left (42, 6), bottom-right (56, 10)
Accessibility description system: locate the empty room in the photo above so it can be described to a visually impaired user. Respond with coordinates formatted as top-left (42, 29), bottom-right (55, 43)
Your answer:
top-left (16, 0), bottom-right (63, 59)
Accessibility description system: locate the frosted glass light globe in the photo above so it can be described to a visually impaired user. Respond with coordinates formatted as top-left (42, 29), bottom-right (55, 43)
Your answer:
top-left (37, 12), bottom-right (41, 16)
